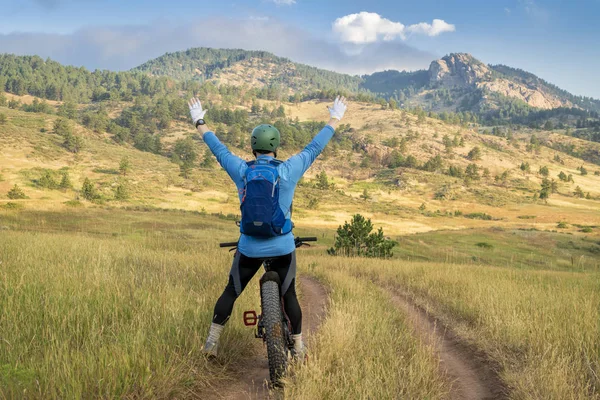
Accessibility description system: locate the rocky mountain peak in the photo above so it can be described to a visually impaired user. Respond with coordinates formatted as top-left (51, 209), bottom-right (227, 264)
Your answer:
top-left (428, 53), bottom-right (491, 88)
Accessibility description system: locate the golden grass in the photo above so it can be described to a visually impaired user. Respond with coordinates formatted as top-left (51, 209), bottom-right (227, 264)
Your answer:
top-left (1, 208), bottom-right (599, 398)
top-left (0, 210), bottom-right (262, 398)
top-left (345, 258), bottom-right (600, 399)
top-left (286, 264), bottom-right (447, 399)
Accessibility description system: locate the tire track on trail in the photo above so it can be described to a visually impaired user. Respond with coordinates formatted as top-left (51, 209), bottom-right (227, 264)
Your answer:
top-left (389, 289), bottom-right (508, 400)
top-left (203, 276), bottom-right (327, 400)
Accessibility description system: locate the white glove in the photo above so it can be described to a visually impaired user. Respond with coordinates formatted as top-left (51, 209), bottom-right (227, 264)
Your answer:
top-left (188, 97), bottom-right (207, 125)
top-left (327, 96), bottom-right (347, 121)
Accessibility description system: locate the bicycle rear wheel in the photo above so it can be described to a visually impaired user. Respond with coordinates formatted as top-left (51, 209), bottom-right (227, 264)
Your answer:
top-left (261, 280), bottom-right (288, 386)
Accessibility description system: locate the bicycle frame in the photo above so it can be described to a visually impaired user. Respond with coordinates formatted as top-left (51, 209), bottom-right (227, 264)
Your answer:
top-left (221, 237), bottom-right (317, 349)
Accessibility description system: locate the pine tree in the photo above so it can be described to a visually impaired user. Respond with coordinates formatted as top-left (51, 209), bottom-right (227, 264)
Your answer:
top-left (7, 184), bottom-right (27, 199)
top-left (558, 171), bottom-right (567, 181)
top-left (315, 171), bottom-right (332, 190)
top-left (119, 157), bottom-right (131, 176)
top-left (200, 149), bottom-right (216, 169)
top-left (81, 178), bottom-right (97, 201)
top-left (114, 182), bottom-right (129, 201)
top-left (327, 214), bottom-right (395, 258)
top-left (467, 146), bottom-right (482, 161)
top-left (59, 172), bottom-right (72, 189)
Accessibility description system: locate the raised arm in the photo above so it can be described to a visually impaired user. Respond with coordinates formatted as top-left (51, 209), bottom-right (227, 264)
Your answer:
top-left (188, 98), bottom-right (246, 181)
top-left (284, 96), bottom-right (348, 182)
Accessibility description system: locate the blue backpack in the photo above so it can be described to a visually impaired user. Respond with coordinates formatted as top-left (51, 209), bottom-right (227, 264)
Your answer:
top-left (240, 159), bottom-right (293, 237)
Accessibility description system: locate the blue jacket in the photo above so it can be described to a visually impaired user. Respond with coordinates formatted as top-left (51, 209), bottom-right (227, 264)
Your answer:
top-left (203, 125), bottom-right (335, 258)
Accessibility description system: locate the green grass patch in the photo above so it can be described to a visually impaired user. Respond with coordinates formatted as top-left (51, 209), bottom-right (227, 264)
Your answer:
top-left (393, 228), bottom-right (600, 271)
top-left (464, 212), bottom-right (493, 220)
top-left (0, 202), bottom-right (24, 210)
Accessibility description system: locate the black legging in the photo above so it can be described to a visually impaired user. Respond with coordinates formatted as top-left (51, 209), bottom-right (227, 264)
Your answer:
top-left (212, 251), bottom-right (302, 334)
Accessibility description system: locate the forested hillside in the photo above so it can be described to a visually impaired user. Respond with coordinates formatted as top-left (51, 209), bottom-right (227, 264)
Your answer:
top-left (133, 48), bottom-right (365, 94)
top-left (2, 49), bottom-right (600, 132)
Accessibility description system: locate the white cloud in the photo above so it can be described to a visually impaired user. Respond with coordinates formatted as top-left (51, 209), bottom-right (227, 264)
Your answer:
top-left (333, 12), bottom-right (406, 44)
top-left (333, 12), bottom-right (455, 44)
top-left (405, 19), bottom-right (456, 37)
top-left (266, 0), bottom-right (296, 5)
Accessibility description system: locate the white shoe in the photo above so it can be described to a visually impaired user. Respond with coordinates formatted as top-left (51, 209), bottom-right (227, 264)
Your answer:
top-left (292, 343), bottom-right (308, 362)
top-left (203, 340), bottom-right (219, 358)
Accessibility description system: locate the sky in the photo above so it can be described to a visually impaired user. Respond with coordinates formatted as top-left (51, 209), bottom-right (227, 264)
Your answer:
top-left (0, 0), bottom-right (599, 99)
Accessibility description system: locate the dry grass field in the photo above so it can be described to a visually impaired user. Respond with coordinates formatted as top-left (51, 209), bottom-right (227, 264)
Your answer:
top-left (1, 95), bottom-right (599, 398)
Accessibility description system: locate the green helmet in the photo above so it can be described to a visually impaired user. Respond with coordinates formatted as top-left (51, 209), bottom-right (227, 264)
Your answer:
top-left (251, 124), bottom-right (280, 154)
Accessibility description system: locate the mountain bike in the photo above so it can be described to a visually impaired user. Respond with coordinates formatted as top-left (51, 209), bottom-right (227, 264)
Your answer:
top-left (219, 236), bottom-right (317, 386)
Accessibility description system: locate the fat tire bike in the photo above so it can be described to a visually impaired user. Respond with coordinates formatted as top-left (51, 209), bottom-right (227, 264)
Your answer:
top-left (220, 236), bottom-right (316, 386)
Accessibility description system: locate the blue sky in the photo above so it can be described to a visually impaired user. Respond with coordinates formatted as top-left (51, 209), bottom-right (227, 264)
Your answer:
top-left (1, 0), bottom-right (599, 98)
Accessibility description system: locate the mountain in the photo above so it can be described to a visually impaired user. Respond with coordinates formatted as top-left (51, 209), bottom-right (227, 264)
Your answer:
top-left (132, 49), bottom-right (600, 119)
top-left (364, 53), bottom-right (600, 115)
top-left (1, 49), bottom-right (599, 127)
top-left (132, 48), bottom-right (364, 95)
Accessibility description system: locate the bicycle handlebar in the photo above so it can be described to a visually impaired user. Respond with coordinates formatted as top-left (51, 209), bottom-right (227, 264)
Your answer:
top-left (219, 237), bottom-right (317, 248)
top-left (295, 237), bottom-right (317, 243)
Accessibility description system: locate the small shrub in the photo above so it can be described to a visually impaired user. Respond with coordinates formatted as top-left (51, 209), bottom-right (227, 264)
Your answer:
top-left (556, 221), bottom-right (568, 229)
top-left (307, 197), bottom-right (320, 210)
top-left (59, 172), bottom-right (72, 189)
top-left (64, 200), bottom-right (83, 207)
top-left (360, 188), bottom-right (371, 201)
top-left (80, 178), bottom-right (98, 201)
top-left (467, 146), bottom-right (482, 161)
top-left (113, 182), bottom-right (129, 201)
top-left (119, 157), bottom-right (131, 175)
top-left (38, 170), bottom-right (58, 189)
top-left (1, 202), bottom-right (24, 210)
top-left (63, 131), bottom-right (84, 153)
top-left (580, 227), bottom-right (593, 233)
top-left (0, 113), bottom-right (7, 125)
top-left (517, 215), bottom-right (536, 220)
top-left (7, 184), bottom-right (28, 199)
top-left (476, 242), bottom-right (494, 249)
top-left (464, 212), bottom-right (493, 220)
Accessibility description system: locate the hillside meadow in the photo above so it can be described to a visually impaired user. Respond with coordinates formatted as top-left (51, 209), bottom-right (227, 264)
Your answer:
top-left (0, 207), bottom-right (598, 399)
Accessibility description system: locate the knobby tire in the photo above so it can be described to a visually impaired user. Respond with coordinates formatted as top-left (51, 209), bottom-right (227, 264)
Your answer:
top-left (261, 280), bottom-right (288, 386)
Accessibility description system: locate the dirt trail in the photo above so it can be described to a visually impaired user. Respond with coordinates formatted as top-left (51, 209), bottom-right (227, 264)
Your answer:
top-left (204, 276), bottom-right (327, 400)
top-left (389, 290), bottom-right (508, 400)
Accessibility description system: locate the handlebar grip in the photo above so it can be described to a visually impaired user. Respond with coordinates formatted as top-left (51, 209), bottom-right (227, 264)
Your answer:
top-left (219, 242), bottom-right (239, 248)
top-left (296, 237), bottom-right (317, 242)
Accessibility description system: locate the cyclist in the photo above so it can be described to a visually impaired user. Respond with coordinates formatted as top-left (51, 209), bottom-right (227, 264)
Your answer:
top-left (188, 96), bottom-right (348, 358)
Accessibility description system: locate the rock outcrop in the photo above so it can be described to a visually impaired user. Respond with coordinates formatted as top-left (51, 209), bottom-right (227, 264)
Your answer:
top-left (428, 53), bottom-right (571, 109)
top-left (429, 53), bottom-right (491, 88)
